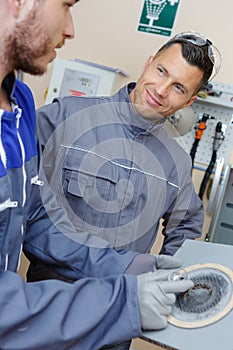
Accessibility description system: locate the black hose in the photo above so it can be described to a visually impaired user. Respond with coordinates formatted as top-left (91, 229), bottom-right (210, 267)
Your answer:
top-left (198, 150), bottom-right (217, 200)
top-left (198, 122), bottom-right (223, 199)
top-left (190, 139), bottom-right (199, 168)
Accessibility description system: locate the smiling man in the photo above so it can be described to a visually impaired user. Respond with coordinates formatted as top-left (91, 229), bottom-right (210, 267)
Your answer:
top-left (29, 31), bottom-right (221, 350)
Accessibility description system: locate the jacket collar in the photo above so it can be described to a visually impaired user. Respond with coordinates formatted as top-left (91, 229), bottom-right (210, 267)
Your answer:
top-left (2, 72), bottom-right (17, 105)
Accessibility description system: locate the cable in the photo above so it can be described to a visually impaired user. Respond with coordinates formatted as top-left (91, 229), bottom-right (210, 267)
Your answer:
top-left (198, 122), bottom-right (223, 200)
top-left (198, 151), bottom-right (217, 200)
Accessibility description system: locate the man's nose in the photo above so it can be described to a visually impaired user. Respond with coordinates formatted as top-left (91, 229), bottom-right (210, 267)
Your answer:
top-left (156, 81), bottom-right (170, 97)
top-left (63, 10), bottom-right (75, 40)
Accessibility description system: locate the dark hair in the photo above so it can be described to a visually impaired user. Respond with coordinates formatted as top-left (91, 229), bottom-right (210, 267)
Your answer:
top-left (156, 40), bottom-right (213, 93)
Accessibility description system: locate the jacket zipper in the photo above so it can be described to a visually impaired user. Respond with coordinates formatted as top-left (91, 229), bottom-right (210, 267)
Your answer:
top-left (0, 110), bottom-right (7, 168)
top-left (16, 108), bottom-right (27, 206)
top-left (0, 109), bottom-right (19, 270)
top-left (15, 107), bottom-right (26, 270)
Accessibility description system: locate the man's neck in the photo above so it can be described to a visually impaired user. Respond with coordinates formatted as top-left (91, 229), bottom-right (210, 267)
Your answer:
top-left (0, 71), bottom-right (16, 112)
top-left (0, 87), bottom-right (11, 112)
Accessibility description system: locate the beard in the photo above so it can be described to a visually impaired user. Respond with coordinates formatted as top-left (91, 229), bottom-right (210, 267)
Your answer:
top-left (12, 9), bottom-right (52, 76)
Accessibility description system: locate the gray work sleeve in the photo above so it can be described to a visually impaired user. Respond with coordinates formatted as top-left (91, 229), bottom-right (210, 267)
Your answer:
top-left (160, 159), bottom-right (203, 256)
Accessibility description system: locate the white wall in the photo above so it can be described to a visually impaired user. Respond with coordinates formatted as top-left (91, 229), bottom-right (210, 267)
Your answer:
top-left (24, 0), bottom-right (233, 108)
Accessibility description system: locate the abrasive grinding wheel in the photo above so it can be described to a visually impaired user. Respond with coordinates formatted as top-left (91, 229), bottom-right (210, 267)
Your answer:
top-left (168, 263), bottom-right (233, 328)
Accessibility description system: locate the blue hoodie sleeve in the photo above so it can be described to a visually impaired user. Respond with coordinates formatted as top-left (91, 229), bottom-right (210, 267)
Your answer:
top-left (0, 270), bottom-right (141, 349)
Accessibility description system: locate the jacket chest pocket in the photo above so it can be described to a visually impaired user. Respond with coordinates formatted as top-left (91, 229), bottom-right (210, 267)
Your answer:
top-left (62, 164), bottom-right (123, 230)
top-left (60, 148), bottom-right (134, 232)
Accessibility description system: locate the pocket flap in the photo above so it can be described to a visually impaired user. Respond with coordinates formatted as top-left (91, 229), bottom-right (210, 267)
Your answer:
top-left (64, 148), bottom-right (120, 185)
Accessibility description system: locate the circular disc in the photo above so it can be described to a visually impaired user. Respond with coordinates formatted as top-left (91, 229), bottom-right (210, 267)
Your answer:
top-left (168, 263), bottom-right (233, 328)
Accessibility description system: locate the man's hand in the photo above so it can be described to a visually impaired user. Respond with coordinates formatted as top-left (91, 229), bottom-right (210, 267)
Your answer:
top-left (153, 254), bottom-right (183, 270)
top-left (125, 253), bottom-right (182, 275)
top-left (137, 270), bottom-right (193, 330)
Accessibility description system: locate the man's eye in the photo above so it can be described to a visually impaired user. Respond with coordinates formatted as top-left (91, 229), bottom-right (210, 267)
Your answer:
top-left (65, 2), bottom-right (74, 8)
top-left (174, 84), bottom-right (185, 94)
top-left (157, 67), bottom-right (164, 76)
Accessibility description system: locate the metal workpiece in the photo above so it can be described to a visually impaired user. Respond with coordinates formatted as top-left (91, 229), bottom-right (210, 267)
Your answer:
top-left (142, 240), bottom-right (233, 350)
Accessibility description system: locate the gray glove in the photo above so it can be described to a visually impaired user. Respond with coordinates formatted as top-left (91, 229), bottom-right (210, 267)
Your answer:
top-left (153, 254), bottom-right (183, 270)
top-left (125, 253), bottom-right (182, 275)
top-left (137, 270), bottom-right (194, 330)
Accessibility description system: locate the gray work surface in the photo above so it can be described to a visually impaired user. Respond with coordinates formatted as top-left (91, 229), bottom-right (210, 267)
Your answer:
top-left (142, 239), bottom-right (233, 350)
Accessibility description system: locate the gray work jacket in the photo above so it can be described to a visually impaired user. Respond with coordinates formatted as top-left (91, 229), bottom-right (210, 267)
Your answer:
top-left (36, 83), bottom-right (203, 255)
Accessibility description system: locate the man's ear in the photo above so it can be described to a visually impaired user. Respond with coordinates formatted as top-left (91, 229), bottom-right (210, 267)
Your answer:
top-left (184, 95), bottom-right (197, 108)
top-left (142, 56), bottom-right (154, 72)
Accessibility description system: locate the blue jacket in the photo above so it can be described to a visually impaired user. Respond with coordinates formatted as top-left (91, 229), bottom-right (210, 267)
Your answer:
top-left (36, 83), bottom-right (203, 256)
top-left (0, 74), bottom-right (142, 349)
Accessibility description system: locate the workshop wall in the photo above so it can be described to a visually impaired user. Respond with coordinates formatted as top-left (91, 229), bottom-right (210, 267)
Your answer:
top-left (24, 0), bottom-right (233, 108)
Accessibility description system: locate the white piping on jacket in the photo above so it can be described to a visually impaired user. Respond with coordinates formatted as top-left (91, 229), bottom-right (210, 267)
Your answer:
top-left (61, 144), bottom-right (181, 190)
